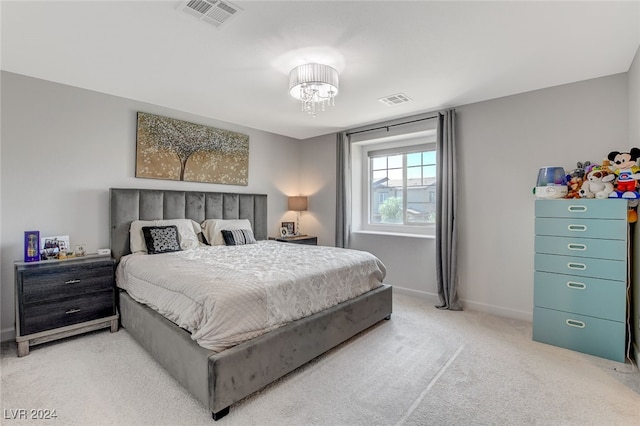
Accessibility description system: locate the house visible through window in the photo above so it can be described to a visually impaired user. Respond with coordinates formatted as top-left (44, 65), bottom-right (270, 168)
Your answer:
top-left (369, 146), bottom-right (436, 226)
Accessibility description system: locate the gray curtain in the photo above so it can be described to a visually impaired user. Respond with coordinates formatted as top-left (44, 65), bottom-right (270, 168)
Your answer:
top-left (435, 109), bottom-right (462, 310)
top-left (335, 132), bottom-right (351, 248)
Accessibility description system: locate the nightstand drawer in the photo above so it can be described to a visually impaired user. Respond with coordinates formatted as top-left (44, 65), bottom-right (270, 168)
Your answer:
top-left (534, 235), bottom-right (627, 261)
top-left (534, 253), bottom-right (626, 281)
top-left (533, 307), bottom-right (626, 362)
top-left (21, 290), bottom-right (115, 335)
top-left (534, 271), bottom-right (626, 322)
top-left (535, 199), bottom-right (627, 219)
top-left (21, 264), bottom-right (114, 304)
top-left (535, 217), bottom-right (627, 240)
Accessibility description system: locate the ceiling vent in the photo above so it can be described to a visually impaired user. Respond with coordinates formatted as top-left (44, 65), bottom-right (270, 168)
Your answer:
top-left (378, 93), bottom-right (412, 106)
top-left (179, 0), bottom-right (242, 28)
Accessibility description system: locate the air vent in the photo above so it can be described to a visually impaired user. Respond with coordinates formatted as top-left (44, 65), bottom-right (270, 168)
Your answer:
top-left (179, 0), bottom-right (242, 28)
top-left (378, 93), bottom-right (412, 106)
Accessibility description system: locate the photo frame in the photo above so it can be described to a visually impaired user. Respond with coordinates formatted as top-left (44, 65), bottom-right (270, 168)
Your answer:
top-left (40, 235), bottom-right (70, 260)
top-left (281, 222), bottom-right (295, 236)
top-left (24, 231), bottom-right (40, 262)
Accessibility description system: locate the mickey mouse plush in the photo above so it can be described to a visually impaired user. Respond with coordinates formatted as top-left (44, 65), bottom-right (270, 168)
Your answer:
top-left (607, 148), bottom-right (640, 198)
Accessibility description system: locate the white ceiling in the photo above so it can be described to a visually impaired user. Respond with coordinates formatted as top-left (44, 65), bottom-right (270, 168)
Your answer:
top-left (2, 1), bottom-right (639, 140)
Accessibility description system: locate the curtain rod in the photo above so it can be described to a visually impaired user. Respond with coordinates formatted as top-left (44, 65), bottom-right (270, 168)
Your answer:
top-left (345, 114), bottom-right (439, 137)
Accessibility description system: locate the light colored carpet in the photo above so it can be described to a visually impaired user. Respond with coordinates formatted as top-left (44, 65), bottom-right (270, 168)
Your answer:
top-left (1, 292), bottom-right (639, 425)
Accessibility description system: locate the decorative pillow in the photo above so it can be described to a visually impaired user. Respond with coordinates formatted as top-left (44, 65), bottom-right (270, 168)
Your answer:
top-left (201, 219), bottom-right (253, 246)
top-left (130, 219), bottom-right (200, 253)
top-left (221, 229), bottom-right (257, 246)
top-left (141, 226), bottom-right (182, 254)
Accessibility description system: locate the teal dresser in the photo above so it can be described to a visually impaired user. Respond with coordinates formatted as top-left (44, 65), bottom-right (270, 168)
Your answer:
top-left (533, 199), bottom-right (629, 362)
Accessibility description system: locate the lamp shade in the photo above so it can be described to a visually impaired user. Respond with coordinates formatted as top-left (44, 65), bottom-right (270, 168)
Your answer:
top-left (288, 196), bottom-right (308, 212)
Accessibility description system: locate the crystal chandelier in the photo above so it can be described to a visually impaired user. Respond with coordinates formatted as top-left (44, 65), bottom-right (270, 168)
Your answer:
top-left (288, 63), bottom-right (339, 117)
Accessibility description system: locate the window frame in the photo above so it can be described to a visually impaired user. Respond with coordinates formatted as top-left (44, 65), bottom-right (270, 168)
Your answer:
top-left (356, 133), bottom-right (437, 236)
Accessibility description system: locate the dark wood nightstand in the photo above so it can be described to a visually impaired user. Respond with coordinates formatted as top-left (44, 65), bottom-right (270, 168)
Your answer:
top-left (269, 235), bottom-right (318, 245)
top-left (14, 254), bottom-right (119, 357)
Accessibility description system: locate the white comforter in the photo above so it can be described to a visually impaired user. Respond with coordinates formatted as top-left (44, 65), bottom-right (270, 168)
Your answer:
top-left (116, 241), bottom-right (386, 351)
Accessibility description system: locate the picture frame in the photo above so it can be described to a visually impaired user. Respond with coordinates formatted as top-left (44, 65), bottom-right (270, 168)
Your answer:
top-left (281, 222), bottom-right (295, 236)
top-left (40, 235), bottom-right (70, 260)
top-left (24, 231), bottom-right (40, 262)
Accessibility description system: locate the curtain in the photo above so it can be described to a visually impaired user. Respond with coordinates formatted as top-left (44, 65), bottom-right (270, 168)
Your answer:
top-left (435, 109), bottom-right (462, 310)
top-left (335, 132), bottom-right (351, 248)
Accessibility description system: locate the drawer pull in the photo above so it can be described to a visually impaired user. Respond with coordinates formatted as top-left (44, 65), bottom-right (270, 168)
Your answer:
top-left (567, 243), bottom-right (587, 251)
top-left (64, 279), bottom-right (81, 285)
top-left (566, 319), bottom-right (586, 329)
top-left (65, 308), bottom-right (81, 315)
top-left (567, 262), bottom-right (586, 270)
top-left (567, 224), bottom-right (587, 232)
top-left (567, 205), bottom-right (587, 213)
top-left (567, 281), bottom-right (586, 290)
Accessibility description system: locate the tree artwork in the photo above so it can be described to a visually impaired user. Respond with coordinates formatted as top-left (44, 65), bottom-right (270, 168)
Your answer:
top-left (135, 112), bottom-right (249, 185)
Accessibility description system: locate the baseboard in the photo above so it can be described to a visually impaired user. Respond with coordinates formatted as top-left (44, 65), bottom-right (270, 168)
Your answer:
top-left (391, 285), bottom-right (440, 303)
top-left (391, 285), bottom-right (533, 322)
top-left (1, 327), bottom-right (16, 343)
top-left (633, 341), bottom-right (639, 366)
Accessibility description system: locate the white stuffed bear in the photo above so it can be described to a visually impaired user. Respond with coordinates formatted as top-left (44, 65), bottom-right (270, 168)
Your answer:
top-left (579, 168), bottom-right (615, 199)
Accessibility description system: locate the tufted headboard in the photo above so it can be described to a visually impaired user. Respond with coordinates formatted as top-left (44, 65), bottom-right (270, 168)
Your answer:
top-left (109, 188), bottom-right (268, 261)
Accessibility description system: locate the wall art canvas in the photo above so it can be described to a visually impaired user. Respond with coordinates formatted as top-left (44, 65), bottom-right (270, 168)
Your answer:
top-left (136, 112), bottom-right (249, 185)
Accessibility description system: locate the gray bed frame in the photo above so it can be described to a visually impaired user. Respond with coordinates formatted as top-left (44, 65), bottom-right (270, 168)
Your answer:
top-left (109, 188), bottom-right (393, 420)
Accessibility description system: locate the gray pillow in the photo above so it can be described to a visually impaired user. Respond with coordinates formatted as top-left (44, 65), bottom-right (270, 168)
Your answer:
top-left (221, 229), bottom-right (257, 246)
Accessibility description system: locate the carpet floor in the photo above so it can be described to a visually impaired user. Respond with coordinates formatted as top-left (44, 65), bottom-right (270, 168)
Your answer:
top-left (1, 292), bottom-right (639, 425)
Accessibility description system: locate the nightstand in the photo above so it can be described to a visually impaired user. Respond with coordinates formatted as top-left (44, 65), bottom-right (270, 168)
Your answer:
top-left (14, 254), bottom-right (119, 357)
top-left (269, 235), bottom-right (318, 245)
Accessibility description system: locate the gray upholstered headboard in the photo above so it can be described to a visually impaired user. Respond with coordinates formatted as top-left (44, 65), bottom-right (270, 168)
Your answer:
top-left (110, 188), bottom-right (268, 261)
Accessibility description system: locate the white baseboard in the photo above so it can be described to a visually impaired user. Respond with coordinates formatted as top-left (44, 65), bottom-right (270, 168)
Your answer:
top-left (391, 285), bottom-right (533, 322)
top-left (1, 327), bottom-right (16, 343)
top-left (391, 285), bottom-right (440, 303)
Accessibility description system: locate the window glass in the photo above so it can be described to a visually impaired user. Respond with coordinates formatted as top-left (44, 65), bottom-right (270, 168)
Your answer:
top-left (369, 145), bottom-right (436, 227)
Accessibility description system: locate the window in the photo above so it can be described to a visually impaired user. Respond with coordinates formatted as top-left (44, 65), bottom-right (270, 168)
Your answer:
top-left (348, 115), bottom-right (437, 237)
top-left (369, 145), bottom-right (436, 227)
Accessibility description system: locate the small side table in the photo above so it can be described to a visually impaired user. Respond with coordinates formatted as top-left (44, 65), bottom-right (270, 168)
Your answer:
top-left (269, 235), bottom-right (318, 245)
top-left (14, 254), bottom-right (119, 357)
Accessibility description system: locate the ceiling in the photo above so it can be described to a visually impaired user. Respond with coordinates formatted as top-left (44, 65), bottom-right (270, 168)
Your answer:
top-left (2, 1), bottom-right (639, 140)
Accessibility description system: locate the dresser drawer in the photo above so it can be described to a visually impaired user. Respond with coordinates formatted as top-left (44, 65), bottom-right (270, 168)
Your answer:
top-left (21, 264), bottom-right (114, 304)
top-left (21, 290), bottom-right (115, 336)
top-left (534, 235), bottom-right (627, 261)
top-left (534, 253), bottom-right (626, 281)
top-left (535, 199), bottom-right (627, 219)
top-left (535, 217), bottom-right (626, 240)
top-left (534, 271), bottom-right (626, 322)
top-left (533, 307), bottom-right (626, 362)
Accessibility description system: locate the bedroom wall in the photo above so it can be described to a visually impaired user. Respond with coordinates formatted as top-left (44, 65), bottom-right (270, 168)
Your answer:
top-left (0, 71), bottom-right (302, 341)
top-left (300, 73), bottom-right (629, 321)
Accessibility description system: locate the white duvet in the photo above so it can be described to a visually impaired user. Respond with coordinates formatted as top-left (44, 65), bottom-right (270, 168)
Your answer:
top-left (116, 241), bottom-right (386, 351)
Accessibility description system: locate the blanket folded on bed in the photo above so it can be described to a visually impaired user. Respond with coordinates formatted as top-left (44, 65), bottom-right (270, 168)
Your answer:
top-left (116, 241), bottom-right (386, 351)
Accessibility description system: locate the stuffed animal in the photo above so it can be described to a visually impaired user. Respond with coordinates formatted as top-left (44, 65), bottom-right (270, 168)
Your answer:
top-left (566, 176), bottom-right (584, 199)
top-left (569, 161), bottom-right (591, 179)
top-left (607, 148), bottom-right (640, 198)
top-left (579, 167), bottom-right (614, 199)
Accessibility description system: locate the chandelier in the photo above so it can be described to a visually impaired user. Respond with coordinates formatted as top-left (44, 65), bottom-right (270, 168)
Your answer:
top-left (288, 63), bottom-right (339, 117)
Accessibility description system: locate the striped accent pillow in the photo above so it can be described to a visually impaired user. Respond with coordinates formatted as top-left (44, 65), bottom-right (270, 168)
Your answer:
top-left (221, 229), bottom-right (257, 246)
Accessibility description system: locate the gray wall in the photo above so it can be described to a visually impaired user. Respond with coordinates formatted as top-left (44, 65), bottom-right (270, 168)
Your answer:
top-left (0, 71), bottom-right (301, 340)
top-left (300, 73), bottom-right (630, 321)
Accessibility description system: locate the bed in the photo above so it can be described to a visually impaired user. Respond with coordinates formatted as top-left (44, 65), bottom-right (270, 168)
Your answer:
top-left (110, 188), bottom-right (393, 420)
